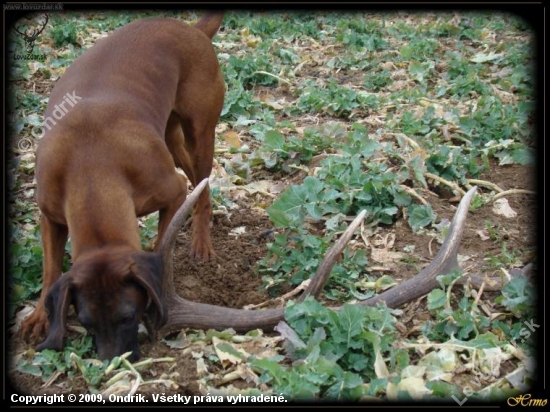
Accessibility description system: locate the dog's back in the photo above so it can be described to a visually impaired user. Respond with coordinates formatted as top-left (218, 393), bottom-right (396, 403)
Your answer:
top-left (44, 17), bottom-right (221, 136)
top-left (36, 15), bottom-right (225, 259)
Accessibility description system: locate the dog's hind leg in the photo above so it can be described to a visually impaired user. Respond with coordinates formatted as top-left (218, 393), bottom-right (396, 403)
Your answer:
top-left (163, 112), bottom-right (214, 260)
top-left (164, 109), bottom-right (217, 260)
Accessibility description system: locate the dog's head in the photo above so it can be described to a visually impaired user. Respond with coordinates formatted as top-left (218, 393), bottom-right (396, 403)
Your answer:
top-left (36, 249), bottom-right (167, 361)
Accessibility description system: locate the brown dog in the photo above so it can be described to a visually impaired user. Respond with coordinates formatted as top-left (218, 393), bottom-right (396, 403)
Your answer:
top-left (20, 13), bottom-right (225, 361)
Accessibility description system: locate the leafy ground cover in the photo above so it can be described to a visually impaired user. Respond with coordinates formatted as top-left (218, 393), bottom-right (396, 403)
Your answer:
top-left (7, 10), bottom-right (538, 403)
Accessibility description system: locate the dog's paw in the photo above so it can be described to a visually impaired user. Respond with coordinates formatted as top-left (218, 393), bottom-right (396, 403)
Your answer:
top-left (190, 239), bottom-right (215, 261)
top-left (20, 308), bottom-right (49, 343)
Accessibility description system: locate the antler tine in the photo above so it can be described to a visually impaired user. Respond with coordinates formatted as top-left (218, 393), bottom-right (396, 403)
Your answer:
top-left (299, 209), bottom-right (367, 301)
top-left (13, 25), bottom-right (27, 36)
top-left (159, 178), bottom-right (209, 295)
top-left (359, 186), bottom-right (478, 308)
top-left (33, 14), bottom-right (49, 37)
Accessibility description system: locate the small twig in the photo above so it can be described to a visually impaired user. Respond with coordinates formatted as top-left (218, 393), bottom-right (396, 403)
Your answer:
top-left (104, 370), bottom-right (132, 387)
top-left (121, 358), bottom-right (142, 396)
top-left (42, 370), bottom-right (63, 388)
top-left (138, 379), bottom-right (178, 388)
top-left (386, 132), bottom-right (420, 150)
top-left (367, 266), bottom-right (394, 272)
top-left (500, 267), bottom-right (513, 283)
top-left (244, 280), bottom-right (311, 309)
top-left (216, 370), bottom-right (245, 386)
top-left (448, 144), bottom-right (474, 152)
top-left (360, 219), bottom-right (370, 249)
top-left (419, 97), bottom-right (442, 105)
top-left (288, 164), bottom-right (310, 173)
top-left (493, 189), bottom-right (536, 200)
top-left (252, 70), bottom-right (292, 85)
top-left (104, 352), bottom-right (132, 375)
top-left (132, 357), bottom-right (176, 370)
top-left (128, 373), bottom-right (141, 397)
top-left (400, 185), bottom-right (429, 206)
top-left (121, 357), bottom-right (140, 376)
top-left (69, 353), bottom-right (90, 384)
top-left (445, 271), bottom-right (467, 310)
top-left (466, 179), bottom-right (504, 193)
top-left (448, 134), bottom-right (473, 146)
top-left (470, 277), bottom-right (486, 315)
top-left (425, 172), bottom-right (466, 196)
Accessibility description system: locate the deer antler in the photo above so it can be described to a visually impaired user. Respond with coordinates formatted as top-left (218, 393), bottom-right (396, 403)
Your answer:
top-left (158, 180), bottom-right (478, 335)
top-left (14, 14), bottom-right (49, 41)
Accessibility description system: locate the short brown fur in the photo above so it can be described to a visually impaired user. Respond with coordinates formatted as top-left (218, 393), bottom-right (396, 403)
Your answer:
top-left (20, 14), bottom-right (225, 360)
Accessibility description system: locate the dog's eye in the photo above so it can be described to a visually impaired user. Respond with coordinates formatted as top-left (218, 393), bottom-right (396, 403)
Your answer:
top-left (119, 313), bottom-right (135, 326)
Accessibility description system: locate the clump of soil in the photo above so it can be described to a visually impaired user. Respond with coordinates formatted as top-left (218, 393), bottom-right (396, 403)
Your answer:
top-left (172, 207), bottom-right (273, 309)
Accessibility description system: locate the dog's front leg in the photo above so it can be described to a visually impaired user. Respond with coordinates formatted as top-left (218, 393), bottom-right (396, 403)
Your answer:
top-left (21, 214), bottom-right (68, 341)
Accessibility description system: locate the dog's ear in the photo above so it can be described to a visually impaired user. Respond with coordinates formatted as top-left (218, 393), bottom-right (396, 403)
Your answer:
top-left (36, 274), bottom-right (73, 352)
top-left (129, 252), bottom-right (167, 336)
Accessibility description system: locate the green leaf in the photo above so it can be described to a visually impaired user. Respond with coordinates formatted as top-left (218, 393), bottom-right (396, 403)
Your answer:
top-left (510, 147), bottom-right (534, 165)
top-left (264, 130), bottom-right (285, 152)
top-left (428, 381), bottom-right (461, 398)
top-left (267, 177), bottom-right (328, 227)
top-left (302, 177), bottom-right (324, 220)
top-left (399, 45), bottom-right (413, 59)
top-left (409, 61), bottom-right (426, 82)
top-left (267, 185), bottom-right (306, 227)
top-left (427, 289), bottom-right (446, 310)
top-left (285, 297), bottom-right (328, 336)
top-left (499, 277), bottom-right (535, 313)
top-left (324, 371), bottom-right (364, 399)
top-left (409, 154), bottom-right (428, 188)
top-left (249, 357), bottom-right (286, 383)
top-left (455, 332), bottom-right (502, 349)
top-left (407, 204), bottom-right (436, 233)
top-left (346, 352), bottom-right (369, 372)
top-left (338, 304), bottom-right (365, 345)
top-left (325, 213), bottom-right (345, 231)
top-left (15, 359), bottom-right (43, 377)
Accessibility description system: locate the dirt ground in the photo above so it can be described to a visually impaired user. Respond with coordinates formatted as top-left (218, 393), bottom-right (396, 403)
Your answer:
top-left (8, 158), bottom-right (536, 398)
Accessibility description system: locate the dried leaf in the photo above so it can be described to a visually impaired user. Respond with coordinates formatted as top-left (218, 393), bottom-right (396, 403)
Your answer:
top-left (223, 131), bottom-right (242, 149)
top-left (492, 198), bottom-right (517, 218)
top-left (476, 229), bottom-right (490, 241)
top-left (396, 376), bottom-right (432, 400)
top-left (212, 337), bottom-right (250, 368)
top-left (374, 348), bottom-right (389, 379)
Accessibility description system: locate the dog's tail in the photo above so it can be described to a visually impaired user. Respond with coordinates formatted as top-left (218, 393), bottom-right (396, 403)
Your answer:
top-left (194, 12), bottom-right (224, 39)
